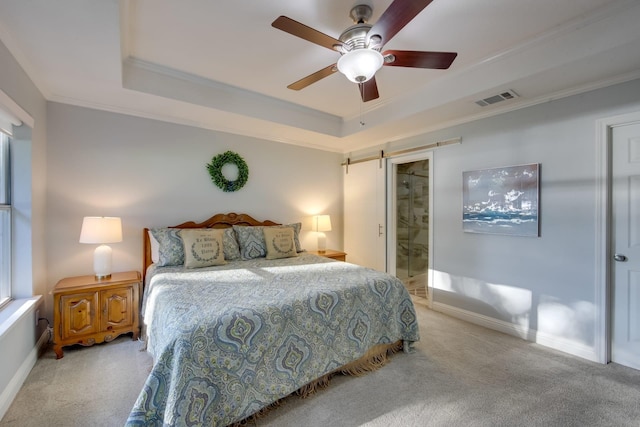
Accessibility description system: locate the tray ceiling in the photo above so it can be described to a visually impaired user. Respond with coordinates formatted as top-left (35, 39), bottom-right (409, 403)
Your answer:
top-left (1, 0), bottom-right (639, 153)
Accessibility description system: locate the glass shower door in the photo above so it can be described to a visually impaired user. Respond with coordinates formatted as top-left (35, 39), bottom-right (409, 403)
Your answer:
top-left (396, 160), bottom-right (429, 298)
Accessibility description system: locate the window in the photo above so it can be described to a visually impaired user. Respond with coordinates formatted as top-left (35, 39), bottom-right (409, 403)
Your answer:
top-left (0, 132), bottom-right (10, 308)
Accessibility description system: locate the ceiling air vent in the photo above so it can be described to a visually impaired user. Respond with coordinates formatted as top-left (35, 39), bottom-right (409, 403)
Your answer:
top-left (475, 90), bottom-right (519, 107)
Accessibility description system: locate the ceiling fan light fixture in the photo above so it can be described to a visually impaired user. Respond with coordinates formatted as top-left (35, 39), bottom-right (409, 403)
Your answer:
top-left (337, 49), bottom-right (383, 83)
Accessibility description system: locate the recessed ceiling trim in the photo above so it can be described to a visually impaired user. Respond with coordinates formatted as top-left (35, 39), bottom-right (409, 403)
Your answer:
top-left (119, 0), bottom-right (133, 61)
top-left (48, 91), bottom-right (347, 153)
top-left (122, 57), bottom-right (343, 137)
top-left (0, 16), bottom-right (52, 99)
top-left (473, 0), bottom-right (639, 69)
top-left (343, 69), bottom-right (640, 155)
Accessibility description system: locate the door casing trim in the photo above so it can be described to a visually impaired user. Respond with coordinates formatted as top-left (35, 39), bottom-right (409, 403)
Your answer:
top-left (386, 150), bottom-right (434, 307)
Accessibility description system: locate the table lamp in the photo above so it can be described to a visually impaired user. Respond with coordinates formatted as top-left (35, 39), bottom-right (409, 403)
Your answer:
top-left (79, 216), bottom-right (122, 279)
top-left (312, 214), bottom-right (332, 253)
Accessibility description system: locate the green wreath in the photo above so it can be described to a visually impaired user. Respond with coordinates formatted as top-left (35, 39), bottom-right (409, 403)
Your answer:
top-left (206, 151), bottom-right (249, 192)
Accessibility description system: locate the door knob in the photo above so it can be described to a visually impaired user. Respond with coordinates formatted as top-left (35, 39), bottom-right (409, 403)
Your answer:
top-left (614, 253), bottom-right (628, 262)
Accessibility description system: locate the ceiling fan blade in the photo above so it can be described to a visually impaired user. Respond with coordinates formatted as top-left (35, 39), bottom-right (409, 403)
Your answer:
top-left (287, 64), bottom-right (338, 91)
top-left (359, 77), bottom-right (379, 102)
top-left (367, 0), bottom-right (434, 47)
top-left (383, 50), bottom-right (457, 69)
top-left (272, 16), bottom-right (343, 52)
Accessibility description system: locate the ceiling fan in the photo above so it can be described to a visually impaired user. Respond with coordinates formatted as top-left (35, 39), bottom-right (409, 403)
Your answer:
top-left (272, 0), bottom-right (457, 102)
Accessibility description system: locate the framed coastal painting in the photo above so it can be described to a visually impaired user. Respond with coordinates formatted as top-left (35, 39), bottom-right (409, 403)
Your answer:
top-left (462, 163), bottom-right (539, 236)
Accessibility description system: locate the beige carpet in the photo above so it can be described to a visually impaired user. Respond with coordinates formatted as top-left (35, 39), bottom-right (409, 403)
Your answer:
top-left (2, 302), bottom-right (640, 426)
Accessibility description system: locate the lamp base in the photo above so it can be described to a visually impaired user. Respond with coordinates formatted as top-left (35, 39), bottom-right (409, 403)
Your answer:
top-left (317, 233), bottom-right (327, 254)
top-left (93, 244), bottom-right (113, 281)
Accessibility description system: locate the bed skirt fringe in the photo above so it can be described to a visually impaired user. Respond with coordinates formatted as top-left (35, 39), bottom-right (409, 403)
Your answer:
top-left (338, 340), bottom-right (403, 378)
top-left (232, 340), bottom-right (403, 426)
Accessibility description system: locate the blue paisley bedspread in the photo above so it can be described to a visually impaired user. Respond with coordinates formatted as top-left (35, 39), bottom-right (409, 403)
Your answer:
top-left (126, 253), bottom-right (419, 426)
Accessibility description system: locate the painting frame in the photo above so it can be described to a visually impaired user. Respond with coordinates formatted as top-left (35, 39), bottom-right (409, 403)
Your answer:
top-left (462, 163), bottom-right (540, 236)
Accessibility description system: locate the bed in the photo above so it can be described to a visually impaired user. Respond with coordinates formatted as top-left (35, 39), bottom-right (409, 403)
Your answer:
top-left (126, 213), bottom-right (419, 426)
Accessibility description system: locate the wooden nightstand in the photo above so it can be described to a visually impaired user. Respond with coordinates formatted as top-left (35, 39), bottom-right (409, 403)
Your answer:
top-left (52, 271), bottom-right (141, 359)
top-left (309, 249), bottom-right (347, 261)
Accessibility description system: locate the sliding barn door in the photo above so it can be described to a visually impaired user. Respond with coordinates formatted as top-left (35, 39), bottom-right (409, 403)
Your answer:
top-left (344, 160), bottom-right (386, 271)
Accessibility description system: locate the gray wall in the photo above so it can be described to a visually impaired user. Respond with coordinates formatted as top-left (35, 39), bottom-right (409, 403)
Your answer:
top-left (45, 103), bottom-right (344, 319)
top-left (0, 41), bottom-right (47, 299)
top-left (387, 78), bottom-right (640, 359)
top-left (0, 39), bottom-right (47, 417)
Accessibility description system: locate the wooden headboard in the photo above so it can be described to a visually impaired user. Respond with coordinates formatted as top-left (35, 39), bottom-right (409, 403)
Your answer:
top-left (143, 212), bottom-right (280, 282)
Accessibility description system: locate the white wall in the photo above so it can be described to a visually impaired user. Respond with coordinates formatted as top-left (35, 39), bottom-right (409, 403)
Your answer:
top-left (351, 78), bottom-right (640, 361)
top-left (44, 102), bottom-right (344, 319)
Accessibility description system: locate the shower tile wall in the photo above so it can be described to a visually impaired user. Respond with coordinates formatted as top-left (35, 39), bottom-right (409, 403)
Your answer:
top-left (396, 160), bottom-right (429, 298)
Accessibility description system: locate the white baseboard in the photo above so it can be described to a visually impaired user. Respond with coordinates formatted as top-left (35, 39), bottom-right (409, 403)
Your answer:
top-left (432, 302), bottom-right (599, 363)
top-left (35, 326), bottom-right (50, 354)
top-left (0, 328), bottom-right (48, 421)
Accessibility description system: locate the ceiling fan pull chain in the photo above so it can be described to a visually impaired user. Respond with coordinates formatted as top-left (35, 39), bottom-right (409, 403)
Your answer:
top-left (359, 84), bottom-right (365, 126)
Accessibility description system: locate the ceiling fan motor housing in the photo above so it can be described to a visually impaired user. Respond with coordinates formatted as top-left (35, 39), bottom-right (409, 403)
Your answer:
top-left (340, 5), bottom-right (380, 51)
top-left (339, 23), bottom-right (375, 51)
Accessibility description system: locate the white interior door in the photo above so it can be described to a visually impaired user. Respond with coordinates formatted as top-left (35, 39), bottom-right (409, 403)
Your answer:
top-left (343, 160), bottom-right (386, 271)
top-left (612, 121), bottom-right (640, 370)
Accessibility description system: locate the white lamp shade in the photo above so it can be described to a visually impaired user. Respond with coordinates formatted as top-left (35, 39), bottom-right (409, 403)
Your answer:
top-left (337, 49), bottom-right (384, 83)
top-left (79, 217), bottom-right (122, 244)
top-left (313, 215), bottom-right (332, 232)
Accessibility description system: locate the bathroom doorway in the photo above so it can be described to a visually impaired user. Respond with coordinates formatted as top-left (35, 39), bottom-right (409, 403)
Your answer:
top-left (388, 152), bottom-right (432, 303)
